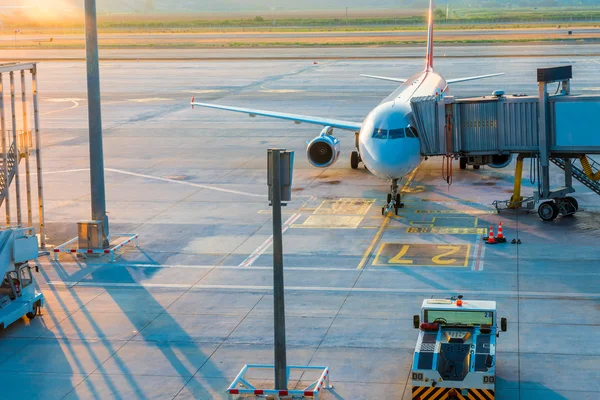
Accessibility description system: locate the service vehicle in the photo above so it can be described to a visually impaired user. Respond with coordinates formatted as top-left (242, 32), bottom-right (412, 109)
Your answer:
top-left (0, 228), bottom-right (44, 330)
top-left (411, 296), bottom-right (507, 400)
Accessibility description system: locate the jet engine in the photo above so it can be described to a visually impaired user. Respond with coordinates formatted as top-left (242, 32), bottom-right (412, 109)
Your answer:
top-left (488, 154), bottom-right (513, 169)
top-left (307, 126), bottom-right (340, 168)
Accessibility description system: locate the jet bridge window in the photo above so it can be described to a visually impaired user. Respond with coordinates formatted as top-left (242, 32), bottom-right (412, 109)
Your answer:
top-left (388, 128), bottom-right (406, 139)
top-left (372, 128), bottom-right (388, 139)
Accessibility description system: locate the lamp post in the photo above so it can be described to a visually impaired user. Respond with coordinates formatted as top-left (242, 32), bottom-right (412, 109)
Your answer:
top-left (84, 0), bottom-right (109, 248)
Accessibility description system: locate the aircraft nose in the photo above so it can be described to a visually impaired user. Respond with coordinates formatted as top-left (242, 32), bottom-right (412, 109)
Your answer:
top-left (360, 138), bottom-right (421, 180)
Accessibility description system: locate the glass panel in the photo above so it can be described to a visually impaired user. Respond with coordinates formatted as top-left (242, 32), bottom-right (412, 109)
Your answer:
top-left (424, 310), bottom-right (494, 325)
top-left (372, 128), bottom-right (388, 139)
top-left (388, 128), bottom-right (406, 139)
top-left (407, 126), bottom-right (419, 138)
top-left (20, 267), bottom-right (33, 288)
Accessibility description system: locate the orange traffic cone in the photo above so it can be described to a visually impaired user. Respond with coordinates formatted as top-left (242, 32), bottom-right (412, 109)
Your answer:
top-left (486, 226), bottom-right (496, 245)
top-left (496, 222), bottom-right (507, 243)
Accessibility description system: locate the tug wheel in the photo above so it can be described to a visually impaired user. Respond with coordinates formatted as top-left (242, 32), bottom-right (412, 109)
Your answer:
top-left (26, 302), bottom-right (40, 320)
top-left (459, 157), bottom-right (467, 170)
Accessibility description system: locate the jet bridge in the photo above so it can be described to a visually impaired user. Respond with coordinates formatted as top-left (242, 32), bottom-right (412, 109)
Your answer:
top-left (411, 66), bottom-right (600, 221)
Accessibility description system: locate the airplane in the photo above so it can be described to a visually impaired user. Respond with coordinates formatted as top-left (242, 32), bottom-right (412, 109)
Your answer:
top-left (191, 0), bottom-right (506, 215)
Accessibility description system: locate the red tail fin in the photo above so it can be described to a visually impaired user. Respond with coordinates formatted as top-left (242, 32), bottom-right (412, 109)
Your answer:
top-left (425, 0), bottom-right (435, 71)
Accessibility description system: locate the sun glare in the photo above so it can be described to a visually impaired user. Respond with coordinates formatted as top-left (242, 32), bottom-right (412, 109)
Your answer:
top-left (9, 0), bottom-right (82, 25)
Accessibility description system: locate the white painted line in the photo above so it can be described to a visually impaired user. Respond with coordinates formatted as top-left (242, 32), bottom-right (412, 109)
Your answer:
top-left (41, 99), bottom-right (80, 116)
top-left (104, 168), bottom-right (265, 198)
top-left (238, 213), bottom-right (302, 267)
top-left (40, 262), bottom-right (600, 276)
top-left (44, 168), bottom-right (90, 175)
top-left (37, 167), bottom-right (263, 197)
top-left (45, 281), bottom-right (600, 299)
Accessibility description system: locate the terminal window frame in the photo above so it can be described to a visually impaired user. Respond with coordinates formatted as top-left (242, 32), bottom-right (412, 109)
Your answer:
top-left (424, 309), bottom-right (494, 325)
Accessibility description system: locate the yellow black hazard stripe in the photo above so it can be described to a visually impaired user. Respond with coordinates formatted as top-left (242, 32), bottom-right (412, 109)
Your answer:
top-left (412, 386), bottom-right (495, 400)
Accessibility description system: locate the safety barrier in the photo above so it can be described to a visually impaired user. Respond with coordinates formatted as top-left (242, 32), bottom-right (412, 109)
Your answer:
top-left (227, 365), bottom-right (331, 399)
top-left (53, 233), bottom-right (139, 263)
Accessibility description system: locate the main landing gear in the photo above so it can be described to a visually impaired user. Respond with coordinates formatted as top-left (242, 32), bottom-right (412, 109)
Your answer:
top-left (382, 179), bottom-right (404, 215)
top-left (538, 197), bottom-right (578, 221)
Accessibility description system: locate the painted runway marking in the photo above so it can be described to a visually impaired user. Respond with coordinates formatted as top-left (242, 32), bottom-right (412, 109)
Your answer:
top-left (39, 167), bottom-right (263, 197)
top-left (473, 237), bottom-right (486, 272)
top-left (46, 281), bottom-right (600, 299)
top-left (357, 216), bottom-right (389, 270)
top-left (41, 99), bottom-right (80, 116)
top-left (406, 227), bottom-right (487, 235)
top-left (314, 198), bottom-right (375, 215)
top-left (127, 97), bottom-right (173, 103)
top-left (372, 243), bottom-right (470, 267)
top-left (41, 262), bottom-right (600, 276)
top-left (239, 213), bottom-right (302, 268)
top-left (356, 166), bottom-right (420, 270)
top-left (43, 168), bottom-right (90, 175)
top-left (104, 168), bottom-right (265, 198)
top-left (415, 210), bottom-right (497, 215)
top-left (293, 215), bottom-right (363, 229)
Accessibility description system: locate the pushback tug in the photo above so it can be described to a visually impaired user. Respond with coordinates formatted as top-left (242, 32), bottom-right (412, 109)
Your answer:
top-left (411, 296), bottom-right (507, 400)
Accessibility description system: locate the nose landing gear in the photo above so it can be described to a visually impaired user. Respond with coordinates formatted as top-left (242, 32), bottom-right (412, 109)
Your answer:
top-left (382, 179), bottom-right (404, 215)
top-left (351, 150), bottom-right (361, 169)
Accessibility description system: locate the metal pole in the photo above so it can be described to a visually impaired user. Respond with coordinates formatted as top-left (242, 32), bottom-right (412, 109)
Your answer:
top-left (0, 73), bottom-right (10, 226)
top-left (538, 82), bottom-right (550, 199)
top-left (31, 65), bottom-right (46, 248)
top-left (9, 72), bottom-right (22, 226)
top-left (270, 149), bottom-right (287, 391)
top-left (20, 70), bottom-right (33, 229)
top-left (84, 0), bottom-right (109, 248)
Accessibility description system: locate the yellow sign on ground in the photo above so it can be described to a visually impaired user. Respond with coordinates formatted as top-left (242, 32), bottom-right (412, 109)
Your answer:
top-left (373, 243), bottom-right (471, 267)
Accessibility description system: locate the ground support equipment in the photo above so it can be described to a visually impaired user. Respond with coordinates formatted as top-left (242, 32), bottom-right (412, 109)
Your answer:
top-left (227, 365), bottom-right (331, 399)
top-left (0, 227), bottom-right (44, 330)
top-left (411, 296), bottom-right (507, 400)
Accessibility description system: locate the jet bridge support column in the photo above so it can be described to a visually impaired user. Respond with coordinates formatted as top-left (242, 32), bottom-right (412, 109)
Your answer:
top-left (538, 81), bottom-right (550, 199)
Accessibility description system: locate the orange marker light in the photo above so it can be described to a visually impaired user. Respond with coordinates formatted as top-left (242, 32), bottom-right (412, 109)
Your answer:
top-left (456, 299), bottom-right (463, 307)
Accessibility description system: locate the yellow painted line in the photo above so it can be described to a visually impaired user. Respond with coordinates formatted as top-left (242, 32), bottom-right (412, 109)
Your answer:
top-left (356, 216), bottom-right (389, 270)
top-left (401, 166), bottom-right (420, 193)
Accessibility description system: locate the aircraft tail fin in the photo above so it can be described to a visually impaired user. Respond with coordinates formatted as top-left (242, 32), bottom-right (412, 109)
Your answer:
top-left (425, 0), bottom-right (435, 71)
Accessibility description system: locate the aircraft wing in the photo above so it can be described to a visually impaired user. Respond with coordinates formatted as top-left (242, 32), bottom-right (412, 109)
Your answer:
top-left (190, 100), bottom-right (362, 132)
top-left (360, 74), bottom-right (407, 83)
top-left (446, 73), bottom-right (505, 84)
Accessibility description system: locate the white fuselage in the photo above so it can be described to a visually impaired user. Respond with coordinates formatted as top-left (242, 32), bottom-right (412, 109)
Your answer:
top-left (358, 70), bottom-right (448, 180)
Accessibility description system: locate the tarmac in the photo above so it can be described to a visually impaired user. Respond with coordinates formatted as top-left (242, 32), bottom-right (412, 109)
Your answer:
top-left (0, 46), bottom-right (599, 399)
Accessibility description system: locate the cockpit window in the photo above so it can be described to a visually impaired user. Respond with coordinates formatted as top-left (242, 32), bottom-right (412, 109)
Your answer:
top-left (388, 128), bottom-right (406, 139)
top-left (372, 128), bottom-right (388, 139)
top-left (406, 126), bottom-right (418, 138)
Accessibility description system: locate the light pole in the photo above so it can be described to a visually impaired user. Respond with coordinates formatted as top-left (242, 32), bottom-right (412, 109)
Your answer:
top-left (346, 7), bottom-right (348, 28)
top-left (84, 0), bottom-right (109, 248)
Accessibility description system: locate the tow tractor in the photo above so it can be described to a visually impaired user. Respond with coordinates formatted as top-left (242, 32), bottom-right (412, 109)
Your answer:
top-left (0, 227), bottom-right (44, 331)
top-left (411, 296), bottom-right (507, 400)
